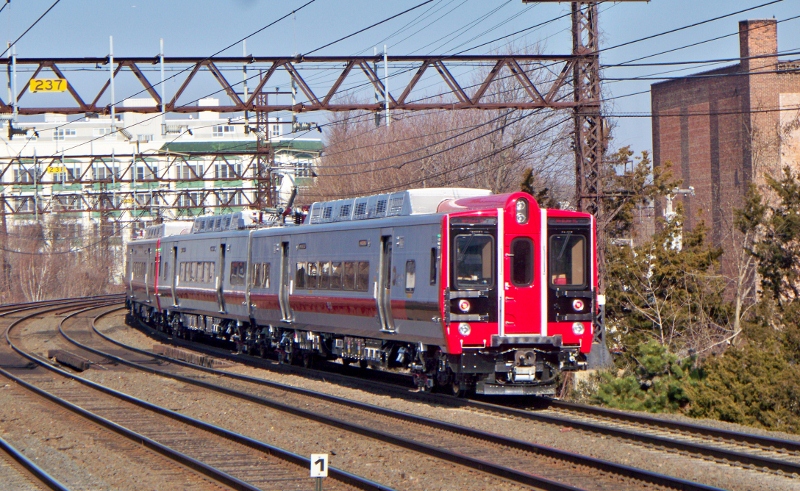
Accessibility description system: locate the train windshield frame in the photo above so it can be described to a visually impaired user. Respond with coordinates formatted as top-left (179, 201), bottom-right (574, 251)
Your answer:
top-left (453, 233), bottom-right (495, 289)
top-left (548, 233), bottom-right (587, 288)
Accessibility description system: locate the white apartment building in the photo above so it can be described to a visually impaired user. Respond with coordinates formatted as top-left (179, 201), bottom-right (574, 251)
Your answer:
top-left (0, 98), bottom-right (322, 252)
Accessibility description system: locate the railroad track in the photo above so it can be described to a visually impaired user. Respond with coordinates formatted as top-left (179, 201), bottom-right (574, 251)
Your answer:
top-left (119, 311), bottom-right (800, 489)
top-left (1, 299), bottom-right (387, 491)
top-left (46, 306), bottom-right (733, 491)
top-left (0, 434), bottom-right (68, 491)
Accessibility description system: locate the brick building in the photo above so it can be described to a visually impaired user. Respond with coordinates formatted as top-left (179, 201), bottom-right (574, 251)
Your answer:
top-left (651, 19), bottom-right (800, 245)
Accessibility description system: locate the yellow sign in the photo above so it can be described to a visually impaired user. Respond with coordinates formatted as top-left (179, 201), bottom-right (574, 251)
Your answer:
top-left (46, 166), bottom-right (67, 174)
top-left (29, 78), bottom-right (68, 93)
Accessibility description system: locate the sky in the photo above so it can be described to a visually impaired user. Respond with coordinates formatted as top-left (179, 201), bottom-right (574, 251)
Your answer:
top-left (2, 0), bottom-right (799, 155)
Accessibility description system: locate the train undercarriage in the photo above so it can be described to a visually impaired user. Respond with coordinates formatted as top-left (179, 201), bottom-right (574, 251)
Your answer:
top-left (128, 300), bottom-right (582, 396)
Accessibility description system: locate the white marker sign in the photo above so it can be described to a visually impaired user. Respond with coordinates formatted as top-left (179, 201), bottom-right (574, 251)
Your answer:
top-left (310, 453), bottom-right (328, 478)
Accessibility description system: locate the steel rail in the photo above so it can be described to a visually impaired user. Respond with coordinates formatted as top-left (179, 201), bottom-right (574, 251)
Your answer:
top-left (545, 399), bottom-right (800, 454)
top-left (83, 308), bottom-right (722, 491)
top-left (0, 435), bottom-right (70, 491)
top-left (126, 313), bottom-right (800, 474)
top-left (4, 301), bottom-right (393, 491)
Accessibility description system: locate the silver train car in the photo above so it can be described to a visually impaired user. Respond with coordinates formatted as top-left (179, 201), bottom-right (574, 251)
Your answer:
top-left (126, 188), bottom-right (597, 396)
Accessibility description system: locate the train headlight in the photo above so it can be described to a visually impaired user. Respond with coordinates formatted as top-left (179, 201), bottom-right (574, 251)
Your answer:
top-left (515, 198), bottom-right (529, 224)
top-left (458, 323), bottom-right (471, 336)
top-left (572, 322), bottom-right (585, 335)
top-left (458, 299), bottom-right (471, 312)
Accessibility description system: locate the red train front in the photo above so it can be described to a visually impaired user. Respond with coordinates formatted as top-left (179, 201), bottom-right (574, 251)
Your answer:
top-left (431, 191), bottom-right (595, 395)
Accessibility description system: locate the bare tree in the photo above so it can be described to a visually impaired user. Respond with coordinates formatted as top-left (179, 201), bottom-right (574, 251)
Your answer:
top-left (304, 45), bottom-right (573, 202)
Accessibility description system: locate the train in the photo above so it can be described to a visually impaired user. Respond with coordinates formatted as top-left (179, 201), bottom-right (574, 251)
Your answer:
top-left (125, 188), bottom-right (597, 396)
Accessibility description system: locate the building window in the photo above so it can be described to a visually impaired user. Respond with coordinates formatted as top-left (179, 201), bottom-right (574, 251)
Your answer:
top-left (178, 162), bottom-right (204, 179)
top-left (295, 160), bottom-right (313, 177)
top-left (217, 191), bottom-right (242, 207)
top-left (93, 163), bottom-right (120, 180)
top-left (215, 160), bottom-right (243, 179)
top-left (53, 128), bottom-right (76, 141)
top-left (212, 125), bottom-right (234, 137)
top-left (54, 195), bottom-right (83, 211)
top-left (135, 163), bottom-right (157, 181)
top-left (270, 124), bottom-right (280, 137)
top-left (177, 192), bottom-right (202, 208)
top-left (93, 127), bottom-right (116, 140)
top-left (13, 168), bottom-right (34, 184)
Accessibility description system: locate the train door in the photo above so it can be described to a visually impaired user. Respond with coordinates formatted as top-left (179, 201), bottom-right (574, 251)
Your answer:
top-left (127, 247), bottom-right (134, 296)
top-left (377, 233), bottom-right (395, 332)
top-left (279, 240), bottom-right (293, 321)
top-left (217, 242), bottom-right (226, 313)
top-left (171, 245), bottom-right (179, 306)
top-left (144, 247), bottom-right (151, 300)
top-left (153, 239), bottom-right (162, 311)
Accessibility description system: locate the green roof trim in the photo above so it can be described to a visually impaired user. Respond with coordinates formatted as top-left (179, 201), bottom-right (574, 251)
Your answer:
top-left (159, 138), bottom-right (323, 154)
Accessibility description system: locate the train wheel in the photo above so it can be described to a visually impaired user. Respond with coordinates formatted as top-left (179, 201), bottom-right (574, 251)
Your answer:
top-left (359, 359), bottom-right (368, 369)
top-left (341, 358), bottom-right (352, 367)
top-left (449, 380), bottom-right (467, 398)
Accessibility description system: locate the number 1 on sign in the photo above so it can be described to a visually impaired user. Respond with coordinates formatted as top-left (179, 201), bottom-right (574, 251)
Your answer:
top-left (310, 453), bottom-right (328, 478)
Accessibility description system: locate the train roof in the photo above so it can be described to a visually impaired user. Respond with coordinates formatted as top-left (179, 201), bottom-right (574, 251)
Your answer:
top-left (306, 188), bottom-right (492, 225)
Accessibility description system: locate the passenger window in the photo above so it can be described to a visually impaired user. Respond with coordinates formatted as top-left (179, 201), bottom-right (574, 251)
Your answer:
top-left (190, 262), bottom-right (197, 282)
top-left (230, 261), bottom-right (246, 286)
top-left (320, 262), bottom-right (331, 289)
top-left (356, 262), bottom-right (370, 292)
top-left (263, 263), bottom-right (270, 288)
top-left (251, 263), bottom-right (262, 288)
top-left (296, 262), bottom-right (306, 289)
top-left (306, 262), bottom-right (319, 289)
top-left (405, 260), bottom-right (416, 293)
top-left (511, 238), bottom-right (534, 286)
top-left (430, 248), bottom-right (437, 285)
top-left (343, 262), bottom-right (355, 290)
top-left (330, 262), bottom-right (342, 290)
top-left (549, 234), bottom-right (586, 287)
top-left (179, 262), bottom-right (186, 281)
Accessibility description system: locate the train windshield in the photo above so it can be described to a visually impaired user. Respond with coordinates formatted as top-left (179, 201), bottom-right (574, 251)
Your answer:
top-left (549, 234), bottom-right (586, 287)
top-left (454, 234), bottom-right (494, 289)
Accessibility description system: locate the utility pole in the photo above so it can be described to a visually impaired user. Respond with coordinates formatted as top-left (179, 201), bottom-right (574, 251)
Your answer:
top-left (524, 1), bottom-right (648, 368)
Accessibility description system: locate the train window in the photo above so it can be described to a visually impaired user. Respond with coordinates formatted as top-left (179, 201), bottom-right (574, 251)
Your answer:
top-left (263, 263), bottom-right (270, 288)
top-left (405, 260), bottom-right (416, 293)
top-left (251, 263), bottom-right (262, 288)
top-left (511, 238), bottom-right (534, 286)
top-left (549, 234), bottom-right (586, 287)
top-left (430, 248), bottom-right (437, 285)
top-left (306, 262), bottom-right (319, 289)
top-left (323, 207), bottom-right (333, 219)
top-left (189, 262), bottom-right (198, 282)
top-left (179, 262), bottom-right (186, 281)
top-left (296, 263), bottom-right (306, 289)
top-left (163, 262), bottom-right (169, 280)
top-left (330, 262), bottom-right (343, 290)
top-left (454, 234), bottom-right (494, 289)
top-left (230, 261), bottom-right (246, 286)
top-left (343, 262), bottom-right (355, 290)
top-left (356, 262), bottom-right (370, 292)
top-left (320, 262), bottom-right (331, 289)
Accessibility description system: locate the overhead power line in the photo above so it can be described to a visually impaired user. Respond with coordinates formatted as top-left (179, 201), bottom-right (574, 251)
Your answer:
top-left (0, 0), bottom-right (61, 57)
top-left (304, 0), bottom-right (435, 56)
